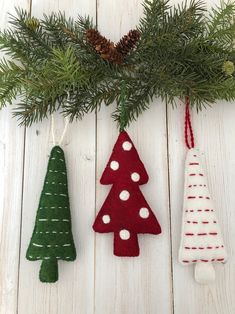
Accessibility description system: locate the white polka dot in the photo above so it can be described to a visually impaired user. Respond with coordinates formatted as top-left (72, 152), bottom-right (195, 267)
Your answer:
top-left (110, 161), bottom-right (119, 170)
top-left (119, 190), bottom-right (130, 201)
top-left (119, 229), bottom-right (130, 240)
top-left (131, 172), bottom-right (140, 182)
top-left (102, 215), bottom-right (110, 224)
top-left (139, 207), bottom-right (149, 219)
top-left (122, 141), bottom-right (132, 151)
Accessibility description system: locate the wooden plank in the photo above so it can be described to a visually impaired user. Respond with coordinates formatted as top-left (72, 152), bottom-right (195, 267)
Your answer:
top-left (95, 1), bottom-right (172, 313)
top-left (0, 0), bottom-right (29, 313)
top-left (17, 1), bottom-right (96, 313)
top-left (168, 101), bottom-right (235, 314)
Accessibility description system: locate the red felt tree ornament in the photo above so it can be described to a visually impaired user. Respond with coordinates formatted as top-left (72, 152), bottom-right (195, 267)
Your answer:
top-left (93, 131), bottom-right (162, 256)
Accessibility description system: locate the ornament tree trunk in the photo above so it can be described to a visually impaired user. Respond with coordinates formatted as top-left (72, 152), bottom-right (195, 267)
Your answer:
top-left (93, 131), bottom-right (161, 257)
top-left (26, 146), bottom-right (76, 283)
top-left (179, 149), bottom-right (227, 284)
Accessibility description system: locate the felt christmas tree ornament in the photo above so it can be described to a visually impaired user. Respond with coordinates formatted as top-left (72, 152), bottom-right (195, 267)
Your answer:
top-left (26, 120), bottom-right (76, 283)
top-left (178, 99), bottom-right (227, 284)
top-left (93, 131), bottom-right (161, 256)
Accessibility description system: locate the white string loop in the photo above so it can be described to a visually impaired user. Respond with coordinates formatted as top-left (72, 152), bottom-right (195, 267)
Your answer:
top-left (51, 92), bottom-right (70, 146)
top-left (59, 117), bottom-right (69, 145)
top-left (50, 114), bottom-right (69, 146)
top-left (51, 114), bottom-right (56, 146)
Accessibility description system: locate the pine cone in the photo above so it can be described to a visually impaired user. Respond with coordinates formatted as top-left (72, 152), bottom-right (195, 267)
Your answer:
top-left (86, 29), bottom-right (123, 65)
top-left (116, 29), bottom-right (140, 56)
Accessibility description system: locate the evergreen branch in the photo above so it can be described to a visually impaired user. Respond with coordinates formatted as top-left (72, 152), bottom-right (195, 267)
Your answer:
top-left (0, 58), bottom-right (25, 106)
top-left (206, 2), bottom-right (235, 49)
top-left (8, 8), bottom-right (53, 59)
top-left (0, 0), bottom-right (235, 127)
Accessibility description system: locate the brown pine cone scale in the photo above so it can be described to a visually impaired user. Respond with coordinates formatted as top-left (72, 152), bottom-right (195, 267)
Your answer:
top-left (85, 28), bottom-right (140, 64)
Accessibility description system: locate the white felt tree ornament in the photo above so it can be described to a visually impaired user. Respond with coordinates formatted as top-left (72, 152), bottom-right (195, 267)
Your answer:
top-left (179, 148), bottom-right (227, 284)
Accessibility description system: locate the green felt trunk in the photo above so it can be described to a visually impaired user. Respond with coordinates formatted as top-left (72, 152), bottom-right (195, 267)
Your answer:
top-left (39, 259), bottom-right (58, 283)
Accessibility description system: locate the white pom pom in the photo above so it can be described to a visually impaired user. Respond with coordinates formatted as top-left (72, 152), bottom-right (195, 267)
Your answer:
top-left (119, 190), bottom-right (130, 201)
top-left (110, 161), bottom-right (119, 170)
top-left (131, 172), bottom-right (140, 182)
top-left (119, 229), bottom-right (130, 240)
top-left (102, 215), bottom-right (111, 224)
top-left (139, 207), bottom-right (149, 218)
top-left (122, 141), bottom-right (132, 151)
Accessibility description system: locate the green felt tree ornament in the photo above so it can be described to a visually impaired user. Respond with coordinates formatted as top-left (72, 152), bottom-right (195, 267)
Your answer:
top-left (26, 145), bottom-right (76, 283)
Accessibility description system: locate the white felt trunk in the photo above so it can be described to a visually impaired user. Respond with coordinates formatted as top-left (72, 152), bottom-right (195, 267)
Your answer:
top-left (179, 148), bottom-right (227, 284)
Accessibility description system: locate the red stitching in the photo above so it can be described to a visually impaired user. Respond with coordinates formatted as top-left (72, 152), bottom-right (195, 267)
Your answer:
top-left (184, 232), bottom-right (218, 236)
top-left (188, 184), bottom-right (206, 188)
top-left (184, 245), bottom-right (223, 250)
top-left (189, 163), bottom-right (199, 165)
top-left (189, 173), bottom-right (204, 177)
top-left (185, 209), bottom-right (214, 212)
top-left (187, 196), bottom-right (210, 200)
top-left (182, 258), bottom-right (224, 263)
top-left (186, 220), bottom-right (211, 224)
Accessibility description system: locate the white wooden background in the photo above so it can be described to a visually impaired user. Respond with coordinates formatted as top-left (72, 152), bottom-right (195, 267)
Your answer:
top-left (0, 0), bottom-right (235, 313)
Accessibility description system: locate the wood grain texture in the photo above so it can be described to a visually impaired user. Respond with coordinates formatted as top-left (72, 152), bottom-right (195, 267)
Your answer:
top-left (0, 1), bottom-right (29, 313)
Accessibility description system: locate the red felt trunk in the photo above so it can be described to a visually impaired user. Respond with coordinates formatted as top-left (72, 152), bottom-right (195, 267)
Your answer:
top-left (93, 131), bottom-right (161, 256)
top-left (114, 231), bottom-right (139, 257)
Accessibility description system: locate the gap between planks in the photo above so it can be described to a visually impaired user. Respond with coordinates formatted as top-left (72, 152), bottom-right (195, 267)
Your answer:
top-left (166, 102), bottom-right (175, 314)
